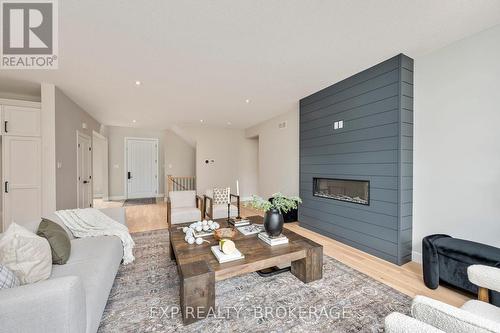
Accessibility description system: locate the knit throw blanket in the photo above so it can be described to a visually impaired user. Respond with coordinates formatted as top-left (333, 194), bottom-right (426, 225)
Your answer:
top-left (55, 208), bottom-right (135, 264)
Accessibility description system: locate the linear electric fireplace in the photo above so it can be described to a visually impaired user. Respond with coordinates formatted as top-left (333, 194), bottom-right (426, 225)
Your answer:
top-left (313, 178), bottom-right (369, 205)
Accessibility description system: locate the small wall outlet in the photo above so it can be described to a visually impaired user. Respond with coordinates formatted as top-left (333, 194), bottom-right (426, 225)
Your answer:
top-left (333, 120), bottom-right (344, 130)
top-left (57, 161), bottom-right (62, 169)
top-left (278, 121), bottom-right (287, 129)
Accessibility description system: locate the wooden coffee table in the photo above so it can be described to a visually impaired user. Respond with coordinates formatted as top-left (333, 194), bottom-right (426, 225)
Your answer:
top-left (169, 216), bottom-right (323, 324)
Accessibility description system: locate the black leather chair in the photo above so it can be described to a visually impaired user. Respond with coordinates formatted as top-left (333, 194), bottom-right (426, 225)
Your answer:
top-left (423, 234), bottom-right (500, 306)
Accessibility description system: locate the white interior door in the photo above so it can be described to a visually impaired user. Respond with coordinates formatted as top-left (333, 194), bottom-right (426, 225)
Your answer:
top-left (126, 138), bottom-right (158, 199)
top-left (2, 136), bottom-right (42, 231)
top-left (77, 132), bottom-right (92, 208)
top-left (1, 105), bottom-right (41, 136)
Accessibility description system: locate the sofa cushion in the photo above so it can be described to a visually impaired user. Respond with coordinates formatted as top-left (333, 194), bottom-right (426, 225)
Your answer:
top-left (434, 237), bottom-right (500, 265)
top-left (0, 264), bottom-right (20, 289)
top-left (171, 207), bottom-right (201, 224)
top-left (51, 236), bottom-right (123, 333)
top-left (461, 300), bottom-right (500, 324)
top-left (0, 223), bottom-right (52, 284)
top-left (169, 190), bottom-right (197, 208)
top-left (211, 204), bottom-right (238, 219)
top-left (37, 219), bottom-right (71, 264)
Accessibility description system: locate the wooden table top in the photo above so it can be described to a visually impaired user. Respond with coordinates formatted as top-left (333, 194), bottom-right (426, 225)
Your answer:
top-left (170, 216), bottom-right (322, 281)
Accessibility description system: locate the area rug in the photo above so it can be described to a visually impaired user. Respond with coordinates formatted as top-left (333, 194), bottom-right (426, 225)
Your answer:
top-left (98, 229), bottom-right (411, 333)
top-left (123, 197), bottom-right (157, 206)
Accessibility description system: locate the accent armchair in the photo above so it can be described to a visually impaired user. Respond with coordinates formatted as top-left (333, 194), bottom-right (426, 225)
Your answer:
top-left (385, 265), bottom-right (500, 333)
top-left (167, 190), bottom-right (202, 225)
top-left (203, 188), bottom-right (240, 220)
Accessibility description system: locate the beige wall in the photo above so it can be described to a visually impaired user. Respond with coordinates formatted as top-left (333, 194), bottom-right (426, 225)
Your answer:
top-left (54, 87), bottom-right (101, 210)
top-left (178, 126), bottom-right (258, 199)
top-left (246, 109), bottom-right (299, 199)
top-left (107, 126), bottom-right (197, 199)
top-left (107, 126), bottom-right (165, 199)
top-left (164, 129), bottom-right (196, 178)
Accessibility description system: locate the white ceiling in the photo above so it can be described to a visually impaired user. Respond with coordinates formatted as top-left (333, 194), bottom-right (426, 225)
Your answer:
top-left (1, 0), bottom-right (500, 129)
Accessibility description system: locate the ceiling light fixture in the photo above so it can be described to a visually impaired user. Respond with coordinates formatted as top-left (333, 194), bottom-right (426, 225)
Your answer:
top-left (227, 121), bottom-right (232, 125)
top-left (200, 119), bottom-right (204, 123)
top-left (132, 120), bottom-right (137, 123)
top-left (135, 81), bottom-right (141, 86)
top-left (245, 99), bottom-right (250, 104)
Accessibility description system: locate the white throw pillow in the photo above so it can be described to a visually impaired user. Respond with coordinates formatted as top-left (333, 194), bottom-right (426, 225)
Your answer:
top-left (0, 223), bottom-right (52, 284)
top-left (0, 264), bottom-right (20, 289)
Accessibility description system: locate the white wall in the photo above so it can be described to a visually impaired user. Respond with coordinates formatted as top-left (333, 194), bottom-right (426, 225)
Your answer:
top-left (178, 126), bottom-right (258, 199)
top-left (246, 109), bottom-right (299, 199)
top-left (40, 83), bottom-right (56, 215)
top-left (412, 25), bottom-right (500, 261)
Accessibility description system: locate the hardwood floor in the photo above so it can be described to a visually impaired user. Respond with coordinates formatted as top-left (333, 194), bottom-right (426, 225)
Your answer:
top-left (105, 199), bottom-right (471, 307)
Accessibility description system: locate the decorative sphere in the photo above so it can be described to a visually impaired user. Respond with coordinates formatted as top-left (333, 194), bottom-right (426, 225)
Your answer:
top-left (195, 237), bottom-right (203, 245)
top-left (187, 236), bottom-right (195, 244)
top-left (195, 225), bottom-right (202, 232)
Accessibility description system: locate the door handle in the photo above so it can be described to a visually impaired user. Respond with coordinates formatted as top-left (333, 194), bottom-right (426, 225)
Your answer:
top-left (83, 180), bottom-right (89, 184)
top-left (4, 181), bottom-right (8, 193)
top-left (4, 121), bottom-right (7, 133)
top-left (127, 172), bottom-right (132, 180)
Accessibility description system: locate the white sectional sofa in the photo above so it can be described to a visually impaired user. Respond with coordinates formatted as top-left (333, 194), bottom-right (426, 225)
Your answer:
top-left (0, 207), bottom-right (126, 333)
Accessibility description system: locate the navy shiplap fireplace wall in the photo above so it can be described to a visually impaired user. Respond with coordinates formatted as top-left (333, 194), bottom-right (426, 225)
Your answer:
top-left (299, 54), bottom-right (413, 265)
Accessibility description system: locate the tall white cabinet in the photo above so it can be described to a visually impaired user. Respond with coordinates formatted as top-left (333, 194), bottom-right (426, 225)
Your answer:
top-left (0, 100), bottom-right (42, 232)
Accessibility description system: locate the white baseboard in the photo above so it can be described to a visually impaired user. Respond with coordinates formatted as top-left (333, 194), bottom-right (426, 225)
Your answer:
top-left (412, 251), bottom-right (422, 263)
top-left (111, 193), bottom-right (165, 200)
top-left (108, 196), bottom-right (126, 201)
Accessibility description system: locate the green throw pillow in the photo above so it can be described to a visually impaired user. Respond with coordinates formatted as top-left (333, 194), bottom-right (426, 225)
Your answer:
top-left (37, 219), bottom-right (71, 265)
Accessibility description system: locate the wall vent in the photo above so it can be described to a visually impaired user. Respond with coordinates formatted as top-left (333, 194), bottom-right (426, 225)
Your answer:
top-left (278, 121), bottom-right (287, 129)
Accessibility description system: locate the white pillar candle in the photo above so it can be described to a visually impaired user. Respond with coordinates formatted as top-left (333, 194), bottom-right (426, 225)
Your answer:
top-left (236, 180), bottom-right (239, 196)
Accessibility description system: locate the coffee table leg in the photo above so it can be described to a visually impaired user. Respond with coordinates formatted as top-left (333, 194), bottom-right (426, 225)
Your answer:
top-left (291, 245), bottom-right (323, 283)
top-left (179, 261), bottom-right (215, 324)
top-left (169, 230), bottom-right (176, 261)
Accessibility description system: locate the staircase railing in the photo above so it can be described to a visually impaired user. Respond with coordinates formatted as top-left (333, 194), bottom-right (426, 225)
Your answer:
top-left (167, 175), bottom-right (196, 193)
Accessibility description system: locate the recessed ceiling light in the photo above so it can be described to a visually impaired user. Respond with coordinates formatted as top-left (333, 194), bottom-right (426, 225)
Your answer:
top-left (132, 120), bottom-right (136, 123)
top-left (227, 121), bottom-right (232, 125)
top-left (135, 81), bottom-right (141, 86)
top-left (245, 99), bottom-right (250, 104)
top-left (200, 119), bottom-right (204, 123)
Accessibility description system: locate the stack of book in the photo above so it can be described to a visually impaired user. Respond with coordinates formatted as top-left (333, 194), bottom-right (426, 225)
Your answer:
top-left (228, 217), bottom-right (250, 227)
top-left (237, 224), bottom-right (264, 236)
top-left (258, 232), bottom-right (289, 246)
top-left (211, 246), bottom-right (245, 263)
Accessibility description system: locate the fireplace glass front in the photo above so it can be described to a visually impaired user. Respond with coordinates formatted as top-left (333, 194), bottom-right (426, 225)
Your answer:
top-left (313, 178), bottom-right (369, 205)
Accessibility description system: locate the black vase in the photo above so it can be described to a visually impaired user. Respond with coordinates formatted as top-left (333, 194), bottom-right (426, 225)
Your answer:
top-left (264, 208), bottom-right (284, 237)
